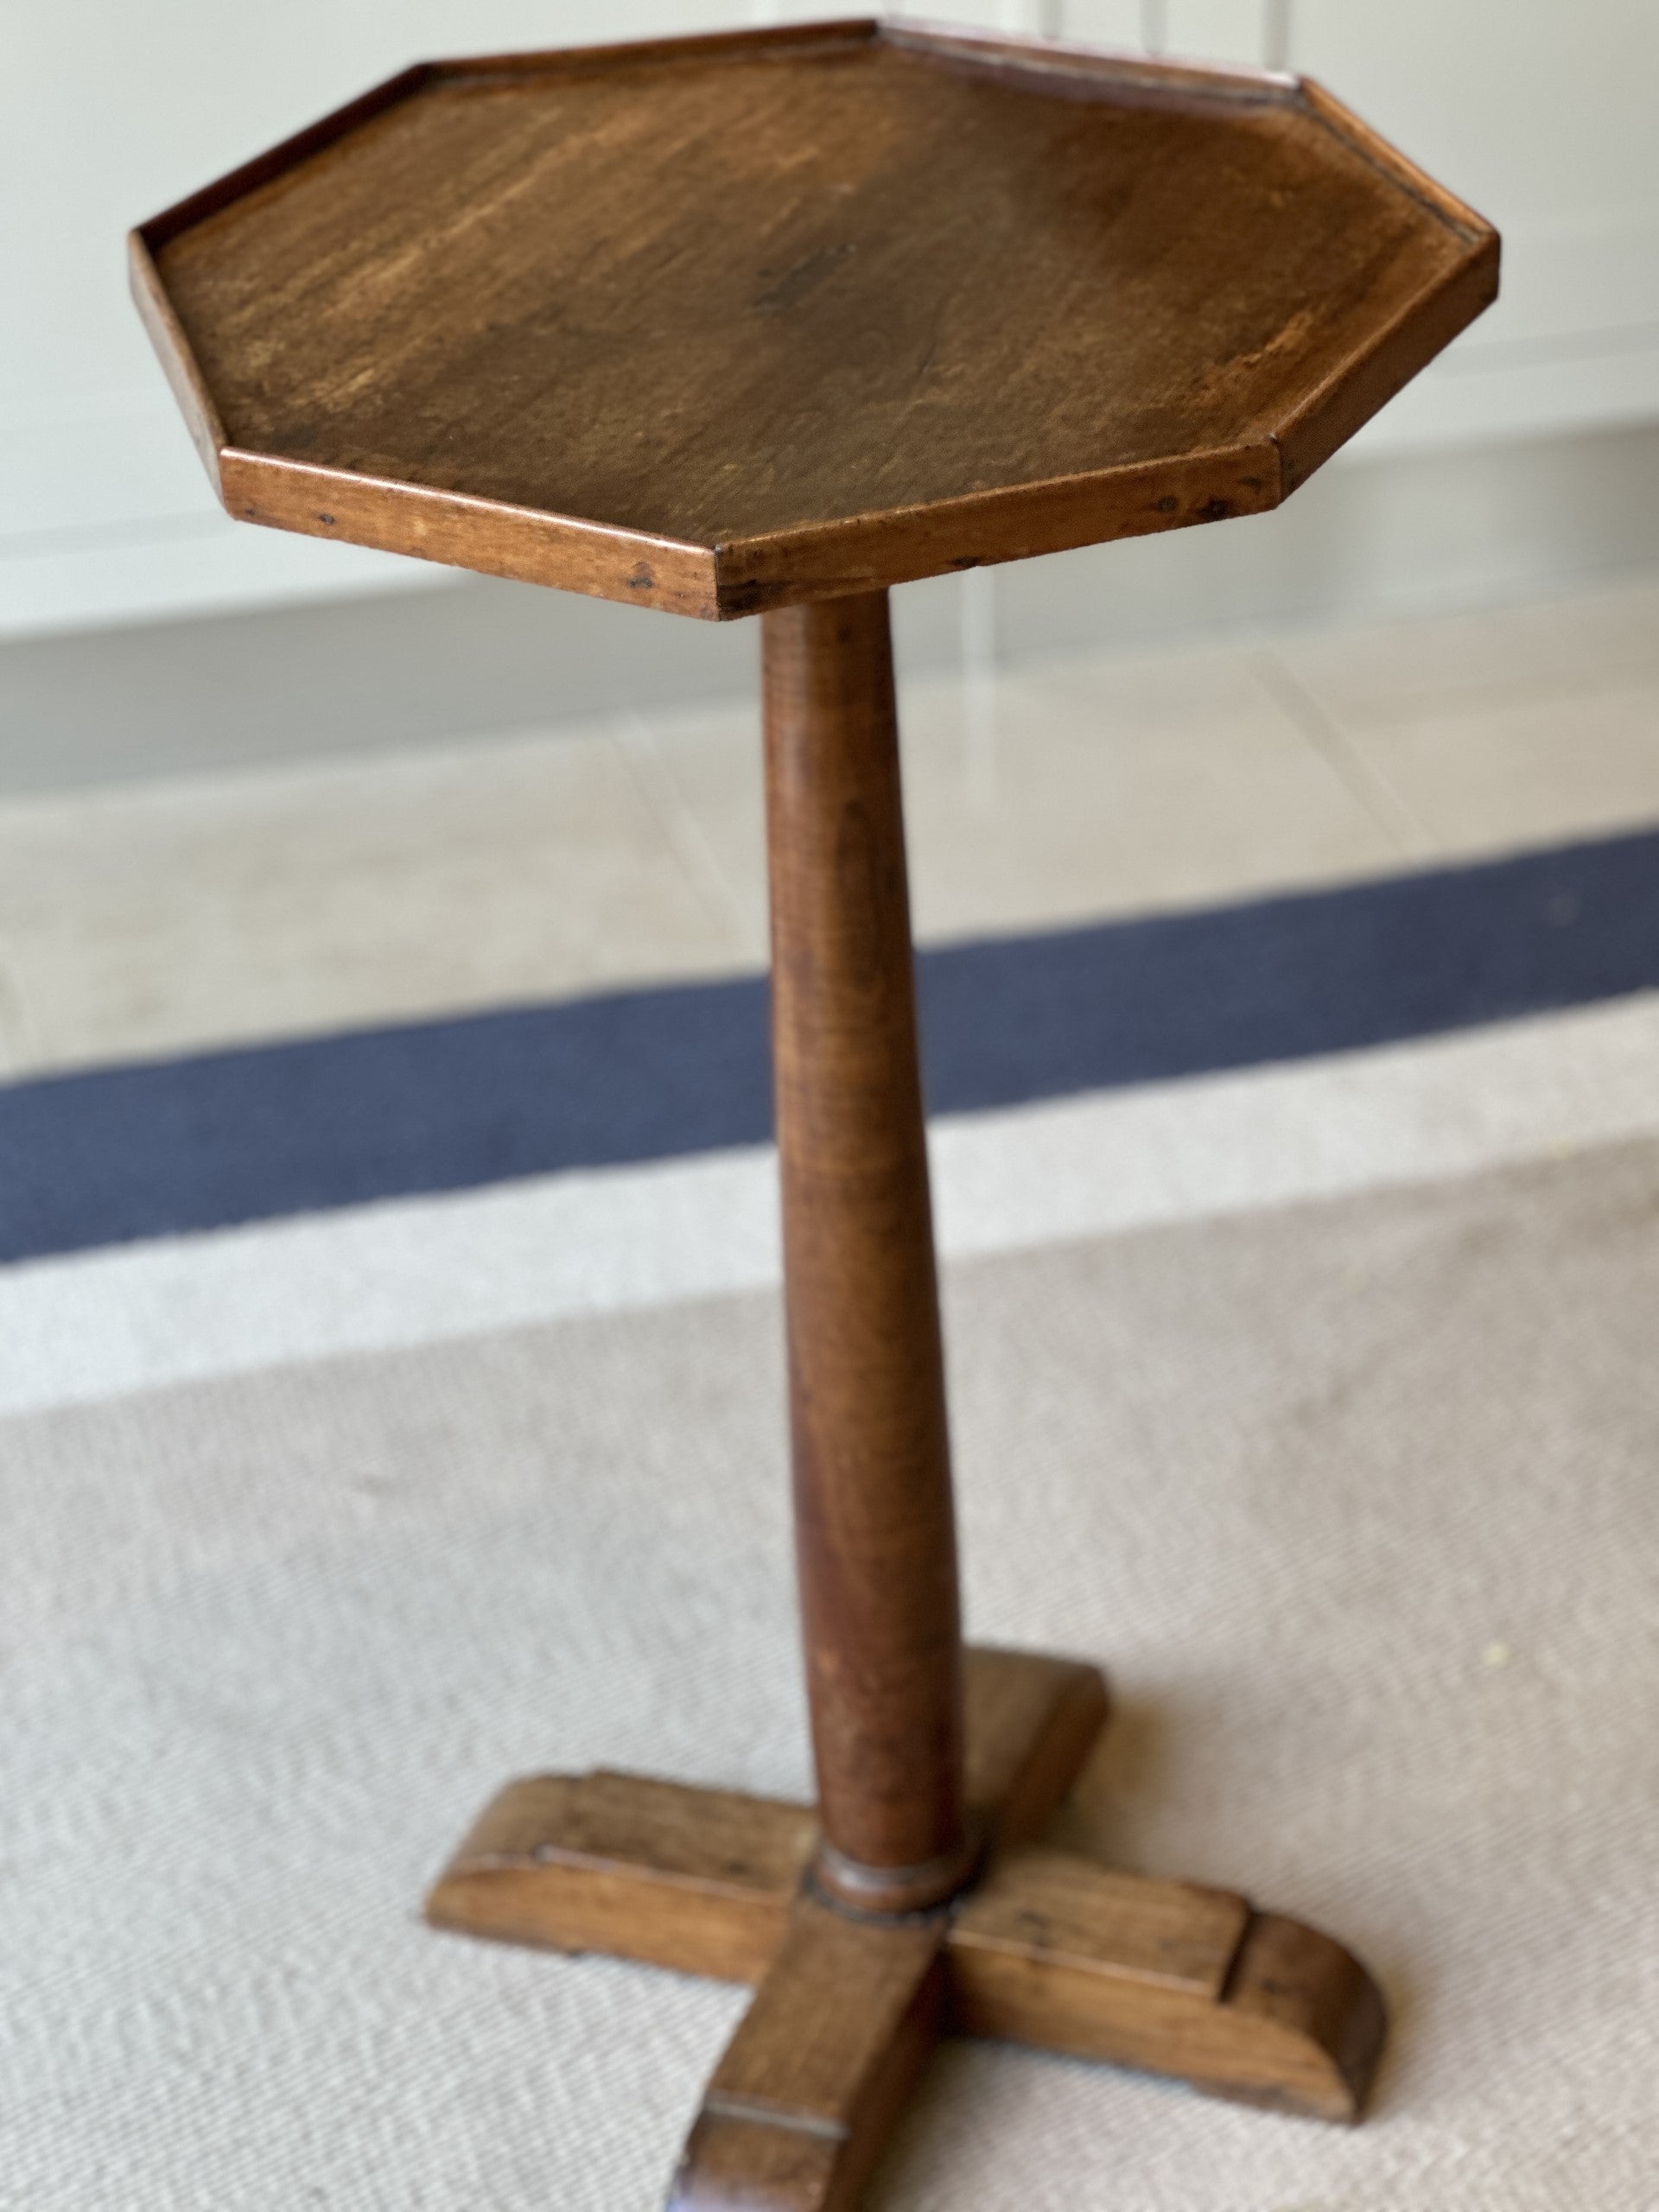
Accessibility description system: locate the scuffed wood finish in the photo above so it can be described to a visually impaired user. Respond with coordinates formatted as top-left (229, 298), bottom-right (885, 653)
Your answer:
top-left (218, 449), bottom-right (717, 619)
top-left (424, 1770), bottom-right (817, 1983)
top-left (422, 1647), bottom-right (1384, 2147)
top-left (765, 593), bottom-right (969, 1914)
top-left (423, 1699), bottom-right (1385, 2169)
top-left (670, 1898), bottom-right (945, 2212)
top-left (714, 447), bottom-right (1281, 617)
top-left (953, 1847), bottom-right (1251, 1999)
top-left (950, 1856), bottom-right (1383, 2124)
top-left (1204, 1911), bottom-right (1388, 2122)
top-left (132, 20), bottom-right (1497, 617)
top-left (424, 1644), bottom-right (1112, 1986)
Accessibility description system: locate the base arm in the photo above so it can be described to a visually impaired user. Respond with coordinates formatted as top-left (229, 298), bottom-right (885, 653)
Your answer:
top-left (949, 1848), bottom-right (1385, 2123)
top-left (425, 1769), bottom-right (817, 1984)
top-left (668, 1898), bottom-right (945, 2212)
top-left (425, 1645), bottom-right (1382, 2158)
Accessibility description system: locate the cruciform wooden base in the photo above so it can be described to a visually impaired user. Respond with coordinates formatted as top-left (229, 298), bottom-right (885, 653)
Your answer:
top-left (429, 1647), bottom-right (1384, 2209)
top-left (426, 592), bottom-right (1383, 2206)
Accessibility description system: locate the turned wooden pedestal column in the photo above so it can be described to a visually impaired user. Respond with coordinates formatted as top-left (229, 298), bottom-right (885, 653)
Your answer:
top-left (132, 20), bottom-right (1499, 2207)
top-left (766, 594), bottom-right (972, 1917)
top-left (425, 591), bottom-right (1388, 2209)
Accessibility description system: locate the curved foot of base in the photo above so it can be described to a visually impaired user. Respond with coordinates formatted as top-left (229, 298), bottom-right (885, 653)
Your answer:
top-left (950, 1850), bottom-right (1384, 2122)
top-left (1196, 1910), bottom-right (1387, 2122)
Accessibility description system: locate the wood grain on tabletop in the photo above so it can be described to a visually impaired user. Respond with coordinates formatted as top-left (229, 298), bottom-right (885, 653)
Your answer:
top-left (135, 22), bottom-right (1497, 613)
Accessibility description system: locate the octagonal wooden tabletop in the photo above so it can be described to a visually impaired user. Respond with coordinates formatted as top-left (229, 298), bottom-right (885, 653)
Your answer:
top-left (132, 20), bottom-right (1497, 620)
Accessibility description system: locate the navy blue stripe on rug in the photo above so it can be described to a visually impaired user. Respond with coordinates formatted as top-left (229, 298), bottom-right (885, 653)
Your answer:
top-left (4, 826), bottom-right (1659, 1263)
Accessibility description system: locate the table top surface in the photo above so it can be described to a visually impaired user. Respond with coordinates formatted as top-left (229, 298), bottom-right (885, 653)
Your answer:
top-left (133, 21), bottom-right (1497, 620)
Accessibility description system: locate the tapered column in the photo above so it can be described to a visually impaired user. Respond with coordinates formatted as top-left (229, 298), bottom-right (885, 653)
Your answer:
top-left (762, 591), bottom-right (971, 1915)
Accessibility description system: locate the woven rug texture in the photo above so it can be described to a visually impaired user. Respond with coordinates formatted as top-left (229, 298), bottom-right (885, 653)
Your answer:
top-left (5, 1135), bottom-right (1656, 2209)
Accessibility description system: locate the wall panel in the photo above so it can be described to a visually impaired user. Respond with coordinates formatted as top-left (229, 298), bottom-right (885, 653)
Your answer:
top-left (1292, 0), bottom-right (1659, 455)
top-left (1160, 0), bottom-right (1268, 67)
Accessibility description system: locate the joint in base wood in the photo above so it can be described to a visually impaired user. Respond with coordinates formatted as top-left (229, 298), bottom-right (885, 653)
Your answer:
top-left (808, 1827), bottom-right (983, 1919)
top-left (426, 1647), bottom-right (1385, 2208)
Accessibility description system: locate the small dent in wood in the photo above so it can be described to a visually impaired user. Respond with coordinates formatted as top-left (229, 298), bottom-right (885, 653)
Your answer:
top-left (753, 242), bottom-right (858, 315)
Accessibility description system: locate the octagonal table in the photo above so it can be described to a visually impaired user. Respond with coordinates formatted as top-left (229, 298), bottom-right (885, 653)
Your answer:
top-left (132, 21), bottom-right (1497, 2208)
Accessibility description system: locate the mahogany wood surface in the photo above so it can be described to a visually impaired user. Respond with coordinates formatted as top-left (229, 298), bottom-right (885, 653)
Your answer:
top-left (425, 1770), bottom-right (817, 1984)
top-left (763, 593), bottom-right (969, 1913)
top-left (670, 1900), bottom-right (945, 2212)
top-left (132, 19), bottom-right (1497, 616)
top-left (425, 1643), bottom-right (1109, 1982)
top-left (426, 1635), bottom-right (1383, 2209)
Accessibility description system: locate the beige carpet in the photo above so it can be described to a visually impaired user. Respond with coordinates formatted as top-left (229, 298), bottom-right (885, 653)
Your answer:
top-left (5, 1135), bottom-right (1656, 2209)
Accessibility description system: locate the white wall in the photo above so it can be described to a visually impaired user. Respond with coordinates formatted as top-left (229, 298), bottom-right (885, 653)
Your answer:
top-left (3, 0), bottom-right (1656, 639)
